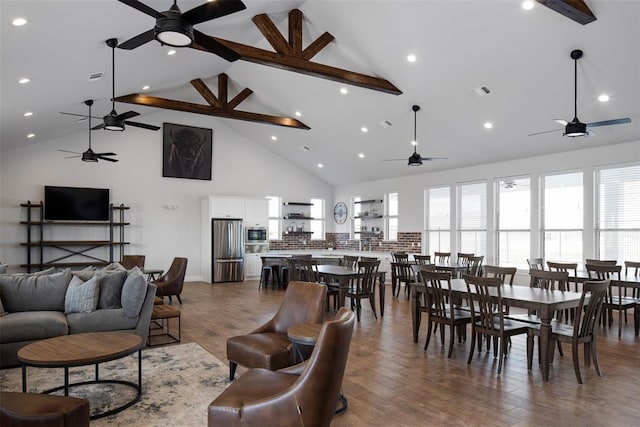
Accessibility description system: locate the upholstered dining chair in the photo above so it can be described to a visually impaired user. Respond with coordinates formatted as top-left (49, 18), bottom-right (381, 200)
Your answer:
top-left (419, 269), bottom-right (475, 358)
top-left (463, 275), bottom-right (531, 374)
top-left (226, 281), bottom-right (326, 380)
top-left (527, 280), bottom-right (609, 384)
top-left (210, 308), bottom-right (355, 427)
top-left (152, 257), bottom-right (187, 304)
top-left (120, 254), bottom-right (145, 270)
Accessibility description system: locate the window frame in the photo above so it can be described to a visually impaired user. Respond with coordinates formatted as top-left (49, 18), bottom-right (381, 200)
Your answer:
top-left (494, 176), bottom-right (531, 269)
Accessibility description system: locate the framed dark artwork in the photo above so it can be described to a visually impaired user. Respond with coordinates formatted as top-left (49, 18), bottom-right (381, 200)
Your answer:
top-left (162, 123), bottom-right (212, 180)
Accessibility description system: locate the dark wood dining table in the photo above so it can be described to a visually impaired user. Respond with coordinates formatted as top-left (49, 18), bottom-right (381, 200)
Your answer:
top-left (410, 278), bottom-right (586, 382)
top-left (317, 265), bottom-right (387, 316)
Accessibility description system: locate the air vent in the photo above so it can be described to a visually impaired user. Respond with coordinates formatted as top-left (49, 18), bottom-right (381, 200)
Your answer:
top-left (88, 72), bottom-right (104, 82)
top-left (470, 85), bottom-right (491, 96)
top-left (379, 120), bottom-right (392, 128)
top-left (299, 146), bottom-right (311, 152)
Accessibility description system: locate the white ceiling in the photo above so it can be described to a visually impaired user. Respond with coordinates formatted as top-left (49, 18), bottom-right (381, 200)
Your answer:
top-left (2, 0), bottom-right (639, 186)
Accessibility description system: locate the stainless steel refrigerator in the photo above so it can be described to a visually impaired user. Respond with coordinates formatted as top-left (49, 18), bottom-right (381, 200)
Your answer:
top-left (211, 218), bottom-right (244, 282)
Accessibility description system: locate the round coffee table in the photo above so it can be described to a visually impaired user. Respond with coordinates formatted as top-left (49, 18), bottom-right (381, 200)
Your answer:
top-left (17, 332), bottom-right (143, 420)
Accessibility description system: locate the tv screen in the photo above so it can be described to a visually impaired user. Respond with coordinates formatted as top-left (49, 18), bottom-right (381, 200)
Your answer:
top-left (44, 186), bottom-right (110, 221)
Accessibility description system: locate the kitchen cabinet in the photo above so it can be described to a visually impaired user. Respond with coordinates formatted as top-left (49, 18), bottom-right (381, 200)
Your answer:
top-left (244, 198), bottom-right (268, 227)
top-left (245, 253), bottom-right (262, 278)
top-left (210, 197), bottom-right (245, 219)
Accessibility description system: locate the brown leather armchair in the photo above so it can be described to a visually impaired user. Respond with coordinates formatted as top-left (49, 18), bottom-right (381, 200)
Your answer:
top-left (0, 391), bottom-right (90, 427)
top-left (153, 257), bottom-right (188, 304)
top-left (120, 254), bottom-right (146, 270)
top-left (226, 281), bottom-right (326, 380)
top-left (209, 307), bottom-right (355, 427)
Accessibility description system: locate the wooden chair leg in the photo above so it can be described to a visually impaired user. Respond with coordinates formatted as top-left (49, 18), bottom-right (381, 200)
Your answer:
top-left (467, 330), bottom-right (476, 364)
top-left (572, 342), bottom-right (583, 384)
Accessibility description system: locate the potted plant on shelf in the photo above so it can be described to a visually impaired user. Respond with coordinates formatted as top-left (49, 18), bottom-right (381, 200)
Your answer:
top-left (325, 234), bottom-right (336, 250)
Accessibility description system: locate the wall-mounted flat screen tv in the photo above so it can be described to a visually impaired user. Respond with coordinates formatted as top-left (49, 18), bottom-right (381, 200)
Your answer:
top-left (44, 186), bottom-right (110, 221)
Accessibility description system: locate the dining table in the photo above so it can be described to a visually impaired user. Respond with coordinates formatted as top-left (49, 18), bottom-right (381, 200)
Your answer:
top-left (410, 278), bottom-right (586, 382)
top-left (317, 265), bottom-right (387, 316)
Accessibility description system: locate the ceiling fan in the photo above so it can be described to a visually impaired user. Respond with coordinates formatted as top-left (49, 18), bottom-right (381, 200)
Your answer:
top-left (528, 49), bottom-right (631, 138)
top-left (59, 38), bottom-right (160, 132)
top-left (58, 100), bottom-right (118, 163)
top-left (117, 0), bottom-right (246, 61)
top-left (383, 105), bottom-right (448, 166)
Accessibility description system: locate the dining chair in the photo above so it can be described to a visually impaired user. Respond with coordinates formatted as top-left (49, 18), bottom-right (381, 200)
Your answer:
top-left (527, 280), bottom-right (609, 384)
top-left (483, 265), bottom-right (517, 286)
top-left (625, 261), bottom-right (640, 298)
top-left (341, 255), bottom-right (359, 269)
top-left (359, 256), bottom-right (378, 262)
top-left (463, 274), bottom-right (531, 374)
top-left (434, 252), bottom-right (451, 263)
top-left (585, 258), bottom-right (617, 266)
top-left (466, 255), bottom-right (484, 276)
top-left (299, 258), bottom-right (339, 311)
top-left (526, 258), bottom-right (545, 271)
top-left (413, 254), bottom-right (431, 265)
top-left (391, 256), bottom-right (416, 299)
top-left (419, 270), bottom-right (475, 358)
top-left (346, 260), bottom-right (380, 322)
top-left (507, 269), bottom-right (570, 323)
top-left (457, 252), bottom-right (474, 267)
top-left (391, 251), bottom-right (408, 262)
top-left (586, 263), bottom-right (638, 338)
top-left (547, 261), bottom-right (580, 320)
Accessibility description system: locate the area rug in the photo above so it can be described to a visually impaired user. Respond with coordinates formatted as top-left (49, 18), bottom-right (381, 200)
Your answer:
top-left (0, 342), bottom-right (232, 426)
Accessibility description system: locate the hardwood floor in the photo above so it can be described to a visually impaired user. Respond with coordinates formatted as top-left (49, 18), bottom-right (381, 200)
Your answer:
top-left (174, 280), bottom-right (640, 426)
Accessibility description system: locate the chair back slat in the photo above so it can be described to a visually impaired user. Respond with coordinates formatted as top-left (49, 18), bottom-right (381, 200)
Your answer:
top-left (575, 280), bottom-right (609, 339)
top-left (464, 275), bottom-right (503, 333)
top-left (529, 269), bottom-right (569, 291)
top-left (527, 258), bottom-right (545, 271)
top-left (420, 270), bottom-right (453, 320)
top-left (413, 254), bottom-right (431, 265)
top-left (434, 252), bottom-right (451, 263)
top-left (484, 265), bottom-right (516, 286)
top-left (354, 260), bottom-right (379, 295)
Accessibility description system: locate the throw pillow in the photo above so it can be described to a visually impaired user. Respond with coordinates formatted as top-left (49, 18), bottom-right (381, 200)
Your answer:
top-left (102, 262), bottom-right (126, 272)
top-left (0, 264), bottom-right (8, 274)
top-left (96, 270), bottom-right (127, 309)
top-left (72, 266), bottom-right (97, 282)
top-left (64, 275), bottom-right (100, 314)
top-left (121, 267), bottom-right (147, 318)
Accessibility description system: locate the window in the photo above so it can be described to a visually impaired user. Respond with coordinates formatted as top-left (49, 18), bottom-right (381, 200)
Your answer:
top-left (496, 177), bottom-right (530, 269)
top-left (352, 196), bottom-right (361, 240)
top-left (386, 192), bottom-right (398, 241)
top-left (595, 164), bottom-right (640, 262)
top-left (310, 198), bottom-right (325, 240)
top-left (541, 172), bottom-right (583, 263)
top-left (266, 196), bottom-right (281, 240)
top-left (426, 186), bottom-right (451, 254)
top-left (458, 181), bottom-right (487, 255)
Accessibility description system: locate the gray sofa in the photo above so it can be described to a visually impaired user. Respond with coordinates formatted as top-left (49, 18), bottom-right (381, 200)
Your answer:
top-left (0, 265), bottom-right (156, 368)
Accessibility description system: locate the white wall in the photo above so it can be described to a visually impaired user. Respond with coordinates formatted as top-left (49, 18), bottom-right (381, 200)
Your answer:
top-left (333, 140), bottom-right (640, 264)
top-left (0, 110), bottom-right (332, 279)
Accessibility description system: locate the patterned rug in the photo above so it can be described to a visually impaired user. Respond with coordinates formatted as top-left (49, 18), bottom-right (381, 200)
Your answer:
top-left (0, 342), bottom-right (232, 426)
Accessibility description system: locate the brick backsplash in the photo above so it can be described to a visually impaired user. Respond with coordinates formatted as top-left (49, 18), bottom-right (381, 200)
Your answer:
top-left (268, 231), bottom-right (422, 253)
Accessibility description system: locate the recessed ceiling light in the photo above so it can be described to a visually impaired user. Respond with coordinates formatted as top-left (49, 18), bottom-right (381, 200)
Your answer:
top-left (317, 163), bottom-right (324, 168)
top-left (12, 17), bottom-right (27, 26)
top-left (24, 111), bottom-right (33, 117)
top-left (27, 133), bottom-right (35, 138)
top-left (18, 77), bottom-right (30, 84)
top-left (411, 140), bottom-right (418, 146)
top-left (598, 94), bottom-right (610, 102)
top-left (358, 153), bottom-right (365, 158)
top-left (167, 49), bottom-right (177, 56)
top-left (522, 1), bottom-right (534, 10)
top-left (142, 85), bottom-right (150, 90)
top-left (361, 127), bottom-right (368, 133)
top-left (407, 54), bottom-right (417, 63)
top-left (271, 135), bottom-right (278, 141)
top-left (484, 122), bottom-right (493, 129)
top-left (294, 111), bottom-right (302, 117)
top-left (339, 87), bottom-right (348, 95)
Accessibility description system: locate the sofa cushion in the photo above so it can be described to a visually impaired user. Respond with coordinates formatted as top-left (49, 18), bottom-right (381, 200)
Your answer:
top-left (96, 270), bottom-right (126, 309)
top-left (66, 308), bottom-right (138, 334)
top-left (121, 267), bottom-right (147, 318)
top-left (64, 276), bottom-right (99, 314)
top-left (0, 311), bottom-right (68, 343)
top-left (0, 269), bottom-right (72, 312)
top-left (0, 298), bottom-right (6, 317)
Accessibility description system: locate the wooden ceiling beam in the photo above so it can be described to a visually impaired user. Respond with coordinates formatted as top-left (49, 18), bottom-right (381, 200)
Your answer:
top-left (218, 74), bottom-right (228, 105)
top-left (207, 9), bottom-right (401, 95)
top-left (226, 88), bottom-right (253, 111)
top-left (190, 78), bottom-right (221, 108)
top-left (535, 0), bottom-right (596, 25)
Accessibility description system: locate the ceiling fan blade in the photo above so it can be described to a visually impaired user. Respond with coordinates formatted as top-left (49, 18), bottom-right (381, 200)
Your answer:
top-left (421, 157), bottom-right (448, 161)
top-left (124, 120), bottom-right (161, 131)
top-left (98, 156), bottom-right (119, 163)
top-left (554, 119), bottom-right (569, 126)
top-left (92, 123), bottom-right (106, 130)
top-left (64, 155), bottom-right (82, 159)
top-left (58, 149), bottom-right (82, 155)
top-left (192, 30), bottom-right (240, 61)
top-left (587, 118), bottom-right (632, 128)
top-left (94, 152), bottom-right (117, 156)
top-left (118, 29), bottom-right (155, 50)
top-left (60, 112), bottom-right (101, 119)
top-left (116, 110), bottom-right (140, 121)
top-left (117, 0), bottom-right (163, 18)
top-left (528, 128), bottom-right (563, 136)
top-left (382, 159), bottom-right (407, 162)
top-left (181, 0), bottom-right (247, 25)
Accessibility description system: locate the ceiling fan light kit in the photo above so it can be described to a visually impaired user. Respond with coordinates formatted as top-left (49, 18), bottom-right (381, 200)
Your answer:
top-left (155, 11), bottom-right (194, 47)
top-left (103, 112), bottom-right (126, 131)
top-left (564, 120), bottom-right (587, 137)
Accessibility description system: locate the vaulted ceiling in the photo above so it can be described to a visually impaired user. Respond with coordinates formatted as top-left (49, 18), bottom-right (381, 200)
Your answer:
top-left (2, 1), bottom-right (639, 186)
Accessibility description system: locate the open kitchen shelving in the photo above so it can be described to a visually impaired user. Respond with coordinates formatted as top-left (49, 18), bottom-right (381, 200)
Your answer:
top-left (282, 201), bottom-right (314, 234)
